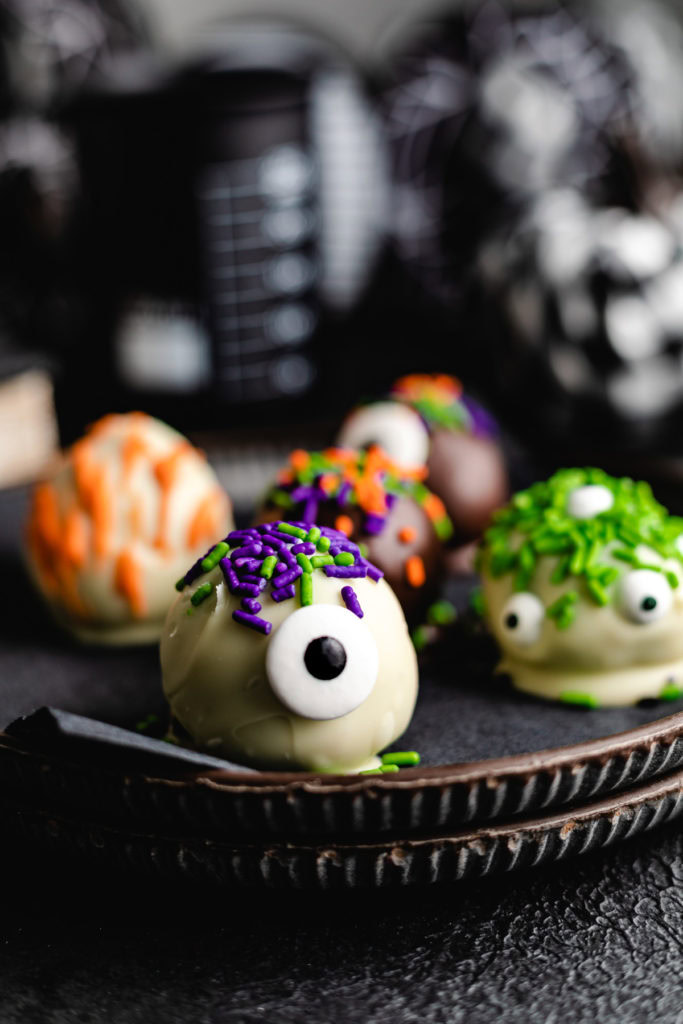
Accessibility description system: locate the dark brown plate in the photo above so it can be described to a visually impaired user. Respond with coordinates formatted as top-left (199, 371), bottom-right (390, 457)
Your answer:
top-left (2, 763), bottom-right (682, 889)
top-left (4, 484), bottom-right (683, 843)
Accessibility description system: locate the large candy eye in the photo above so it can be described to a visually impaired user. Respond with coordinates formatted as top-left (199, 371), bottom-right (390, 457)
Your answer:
top-left (619, 570), bottom-right (672, 624)
top-left (337, 402), bottom-right (429, 467)
top-left (499, 592), bottom-right (545, 646)
top-left (265, 605), bottom-right (379, 720)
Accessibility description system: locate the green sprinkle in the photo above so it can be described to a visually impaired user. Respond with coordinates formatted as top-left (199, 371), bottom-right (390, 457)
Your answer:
top-left (427, 600), bottom-right (457, 627)
top-left (277, 523), bottom-right (308, 540)
top-left (378, 763), bottom-right (400, 773)
top-left (191, 582), bottom-right (213, 606)
top-left (434, 517), bottom-right (454, 542)
top-left (613, 548), bottom-right (636, 564)
top-left (311, 554), bottom-right (334, 568)
top-left (260, 555), bottom-right (278, 579)
top-left (382, 751), bottom-right (421, 766)
top-left (586, 579), bottom-right (609, 606)
top-left (660, 683), bottom-right (683, 701)
top-left (306, 526), bottom-right (321, 544)
top-left (666, 571), bottom-right (680, 589)
top-left (559, 691), bottom-right (600, 709)
top-left (411, 625), bottom-right (429, 652)
top-left (334, 552), bottom-right (354, 566)
top-left (269, 489), bottom-right (293, 508)
top-left (358, 542), bottom-right (369, 557)
top-left (175, 576), bottom-right (187, 592)
top-left (317, 536), bottom-right (331, 553)
top-left (201, 541), bottom-right (229, 573)
top-left (297, 553), bottom-right (314, 573)
top-left (300, 572), bottom-right (313, 606)
top-left (360, 768), bottom-right (383, 776)
top-left (550, 555), bottom-right (572, 585)
top-left (470, 588), bottom-right (486, 617)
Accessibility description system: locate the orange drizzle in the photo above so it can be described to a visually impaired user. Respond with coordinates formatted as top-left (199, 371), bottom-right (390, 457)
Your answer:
top-left (26, 482), bottom-right (89, 616)
top-left (114, 547), bottom-right (146, 617)
top-left (187, 489), bottom-right (226, 549)
top-left (121, 432), bottom-right (149, 482)
top-left (72, 439), bottom-right (113, 561)
top-left (153, 442), bottom-right (192, 550)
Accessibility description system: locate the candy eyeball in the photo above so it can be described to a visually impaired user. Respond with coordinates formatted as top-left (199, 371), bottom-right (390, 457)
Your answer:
top-left (619, 570), bottom-right (673, 624)
top-left (337, 402), bottom-right (429, 468)
top-left (499, 592), bottom-right (545, 646)
top-left (266, 604), bottom-right (379, 719)
top-left (567, 485), bottom-right (614, 519)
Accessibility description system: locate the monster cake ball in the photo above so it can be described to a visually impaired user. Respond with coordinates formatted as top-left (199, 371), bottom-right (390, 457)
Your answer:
top-left (337, 374), bottom-right (508, 542)
top-left (161, 522), bottom-right (418, 773)
top-left (256, 446), bottom-right (453, 619)
top-left (478, 468), bottom-right (683, 707)
top-left (25, 412), bottom-right (233, 644)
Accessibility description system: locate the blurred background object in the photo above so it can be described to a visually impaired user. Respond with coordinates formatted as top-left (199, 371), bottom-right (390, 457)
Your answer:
top-left (1, 0), bottom-right (683, 504)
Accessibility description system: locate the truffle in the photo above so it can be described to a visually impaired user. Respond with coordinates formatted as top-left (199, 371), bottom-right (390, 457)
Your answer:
top-left (478, 468), bottom-right (683, 706)
top-left (25, 412), bottom-right (233, 644)
top-left (255, 445), bottom-right (452, 620)
top-left (338, 374), bottom-right (508, 543)
top-left (161, 522), bottom-right (418, 773)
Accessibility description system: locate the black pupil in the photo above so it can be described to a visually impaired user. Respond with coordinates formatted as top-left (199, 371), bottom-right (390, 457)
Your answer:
top-left (304, 636), bottom-right (347, 681)
top-left (641, 596), bottom-right (657, 612)
top-left (505, 613), bottom-right (519, 630)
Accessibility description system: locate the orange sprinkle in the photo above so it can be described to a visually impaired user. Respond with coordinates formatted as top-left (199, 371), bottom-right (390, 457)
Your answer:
top-left (114, 547), bottom-right (146, 617)
top-left (392, 373), bottom-right (462, 403)
top-left (318, 474), bottom-right (338, 495)
top-left (290, 449), bottom-right (310, 472)
top-left (423, 493), bottom-right (447, 522)
top-left (398, 526), bottom-right (417, 544)
top-left (187, 489), bottom-right (225, 549)
top-left (405, 554), bottom-right (426, 588)
top-left (335, 515), bottom-right (354, 537)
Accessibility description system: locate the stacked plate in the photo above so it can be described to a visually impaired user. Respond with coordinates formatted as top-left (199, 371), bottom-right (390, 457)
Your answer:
top-left (3, 484), bottom-right (683, 889)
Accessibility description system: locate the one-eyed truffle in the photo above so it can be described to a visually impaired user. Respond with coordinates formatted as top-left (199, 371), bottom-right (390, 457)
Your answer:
top-left (337, 374), bottom-right (508, 542)
top-left (161, 522), bottom-right (419, 773)
top-left (477, 468), bottom-right (683, 707)
top-left (25, 412), bottom-right (233, 644)
top-left (255, 446), bottom-right (453, 620)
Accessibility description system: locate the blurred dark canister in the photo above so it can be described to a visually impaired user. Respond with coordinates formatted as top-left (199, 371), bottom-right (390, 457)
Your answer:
top-left (61, 24), bottom-right (387, 437)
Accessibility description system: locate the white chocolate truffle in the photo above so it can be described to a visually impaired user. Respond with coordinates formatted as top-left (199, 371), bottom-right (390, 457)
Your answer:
top-left (479, 469), bottom-right (683, 706)
top-left (161, 526), bottom-right (419, 773)
top-left (25, 412), bottom-right (233, 645)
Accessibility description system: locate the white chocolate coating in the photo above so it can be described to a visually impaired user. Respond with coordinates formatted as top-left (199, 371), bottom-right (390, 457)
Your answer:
top-left (161, 571), bottom-right (418, 773)
top-left (26, 413), bottom-right (233, 645)
top-left (337, 402), bottom-right (429, 469)
top-left (482, 540), bottom-right (683, 706)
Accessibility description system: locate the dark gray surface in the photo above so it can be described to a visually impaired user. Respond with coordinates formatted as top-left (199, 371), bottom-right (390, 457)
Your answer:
top-left (1, 820), bottom-right (683, 1023)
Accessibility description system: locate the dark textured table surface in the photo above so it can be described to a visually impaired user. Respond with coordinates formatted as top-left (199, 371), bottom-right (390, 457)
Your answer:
top-left (4, 487), bottom-right (683, 1022)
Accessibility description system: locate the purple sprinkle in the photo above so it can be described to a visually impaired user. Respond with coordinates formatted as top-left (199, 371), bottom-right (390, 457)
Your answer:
top-left (219, 557), bottom-right (239, 589)
top-left (233, 557), bottom-right (262, 572)
top-left (275, 562), bottom-right (287, 574)
top-left (273, 566), bottom-right (303, 588)
top-left (232, 609), bottom-right (272, 635)
top-left (242, 598), bottom-right (262, 614)
top-left (385, 493), bottom-right (397, 510)
top-left (341, 585), bottom-right (363, 618)
top-left (366, 564), bottom-right (384, 582)
top-left (324, 566), bottom-right (368, 579)
top-left (332, 541), bottom-right (360, 555)
top-left (240, 575), bottom-right (267, 590)
top-left (183, 556), bottom-right (205, 586)
top-left (232, 582), bottom-right (262, 597)
top-left (292, 542), bottom-right (315, 555)
top-left (336, 481), bottom-right (351, 506)
top-left (227, 531), bottom-right (257, 545)
top-left (290, 485), bottom-right (319, 502)
top-left (272, 584), bottom-right (296, 602)
top-left (302, 498), bottom-right (319, 524)
top-left (231, 544), bottom-right (262, 560)
top-left (363, 514), bottom-right (387, 536)
top-left (260, 545), bottom-right (276, 557)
